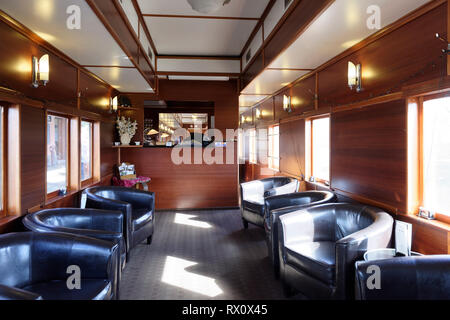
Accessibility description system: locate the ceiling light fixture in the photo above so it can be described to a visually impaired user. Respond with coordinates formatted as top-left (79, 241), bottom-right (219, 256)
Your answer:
top-left (187, 0), bottom-right (231, 14)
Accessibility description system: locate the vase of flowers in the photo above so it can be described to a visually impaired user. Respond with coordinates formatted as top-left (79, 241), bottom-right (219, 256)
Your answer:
top-left (116, 116), bottom-right (137, 146)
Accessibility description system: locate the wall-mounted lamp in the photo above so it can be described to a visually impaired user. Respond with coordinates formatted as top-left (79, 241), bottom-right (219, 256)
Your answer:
top-left (283, 95), bottom-right (292, 113)
top-left (32, 54), bottom-right (49, 88)
top-left (110, 96), bottom-right (118, 113)
top-left (240, 115), bottom-right (246, 124)
top-left (348, 61), bottom-right (362, 92)
top-left (255, 108), bottom-right (262, 120)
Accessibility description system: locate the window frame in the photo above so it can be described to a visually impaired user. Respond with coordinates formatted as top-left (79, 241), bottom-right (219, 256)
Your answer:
top-left (0, 106), bottom-right (5, 217)
top-left (249, 128), bottom-right (257, 164)
top-left (267, 124), bottom-right (280, 171)
top-left (417, 92), bottom-right (450, 221)
top-left (80, 119), bottom-right (94, 187)
top-left (46, 112), bottom-right (70, 200)
top-left (309, 115), bottom-right (331, 185)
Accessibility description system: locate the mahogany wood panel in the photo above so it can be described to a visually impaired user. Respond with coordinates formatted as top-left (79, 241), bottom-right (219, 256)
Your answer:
top-left (20, 105), bottom-right (46, 215)
top-left (290, 75), bottom-right (316, 114)
top-left (318, 4), bottom-right (447, 108)
top-left (79, 72), bottom-right (115, 116)
top-left (120, 148), bottom-right (238, 210)
top-left (100, 121), bottom-right (118, 177)
top-left (255, 97), bottom-right (275, 126)
top-left (397, 214), bottom-right (449, 254)
top-left (280, 118), bottom-right (305, 179)
top-left (0, 20), bottom-right (77, 108)
top-left (241, 52), bottom-right (264, 90)
top-left (330, 100), bottom-right (407, 212)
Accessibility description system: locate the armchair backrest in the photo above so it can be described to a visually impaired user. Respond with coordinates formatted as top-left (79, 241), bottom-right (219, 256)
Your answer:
top-left (355, 255), bottom-right (450, 300)
top-left (334, 204), bottom-right (376, 241)
top-left (0, 233), bottom-right (115, 288)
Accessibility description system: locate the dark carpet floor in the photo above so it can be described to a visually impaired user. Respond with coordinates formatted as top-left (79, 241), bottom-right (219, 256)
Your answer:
top-left (119, 209), bottom-right (287, 300)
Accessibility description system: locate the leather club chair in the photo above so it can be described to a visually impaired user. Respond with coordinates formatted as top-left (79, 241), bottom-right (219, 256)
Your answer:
top-left (264, 191), bottom-right (337, 278)
top-left (84, 186), bottom-right (155, 259)
top-left (278, 203), bottom-right (394, 300)
top-left (355, 255), bottom-right (450, 300)
top-left (240, 177), bottom-right (299, 229)
top-left (22, 208), bottom-right (126, 272)
top-left (0, 232), bottom-right (119, 300)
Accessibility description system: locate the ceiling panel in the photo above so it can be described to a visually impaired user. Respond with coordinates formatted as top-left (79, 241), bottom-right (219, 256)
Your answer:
top-left (86, 67), bottom-right (154, 93)
top-left (241, 69), bottom-right (309, 95)
top-left (0, 0), bottom-right (133, 67)
top-left (158, 58), bottom-right (240, 73)
top-left (137, 0), bottom-right (269, 18)
top-left (144, 17), bottom-right (257, 56)
top-left (269, 0), bottom-right (431, 69)
top-left (239, 95), bottom-right (269, 108)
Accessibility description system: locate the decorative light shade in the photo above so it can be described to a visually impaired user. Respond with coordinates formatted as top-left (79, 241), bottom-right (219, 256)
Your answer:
top-left (348, 61), bottom-right (362, 92)
top-left (147, 129), bottom-right (159, 136)
top-left (255, 108), bottom-right (262, 119)
top-left (241, 115), bottom-right (245, 124)
top-left (187, 0), bottom-right (231, 14)
top-left (283, 95), bottom-right (292, 113)
top-left (32, 54), bottom-right (50, 87)
top-left (111, 96), bottom-right (118, 112)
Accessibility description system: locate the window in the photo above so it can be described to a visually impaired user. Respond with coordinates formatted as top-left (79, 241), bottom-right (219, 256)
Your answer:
top-left (268, 125), bottom-right (280, 171)
top-left (311, 117), bottom-right (330, 183)
top-left (47, 114), bottom-right (69, 196)
top-left (249, 128), bottom-right (257, 164)
top-left (421, 96), bottom-right (450, 216)
top-left (81, 120), bottom-right (93, 183)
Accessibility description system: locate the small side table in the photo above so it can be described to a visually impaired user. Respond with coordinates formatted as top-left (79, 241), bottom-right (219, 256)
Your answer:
top-left (364, 248), bottom-right (422, 262)
top-left (112, 176), bottom-right (151, 191)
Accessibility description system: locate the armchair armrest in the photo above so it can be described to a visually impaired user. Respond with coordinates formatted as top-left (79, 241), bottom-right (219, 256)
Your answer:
top-left (0, 284), bottom-right (42, 300)
top-left (264, 181), bottom-right (299, 197)
top-left (335, 209), bottom-right (393, 299)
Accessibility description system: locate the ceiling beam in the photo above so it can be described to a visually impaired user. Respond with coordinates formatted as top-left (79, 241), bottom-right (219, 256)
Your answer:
top-left (142, 14), bottom-right (259, 21)
top-left (158, 55), bottom-right (240, 61)
top-left (132, 0), bottom-right (158, 56)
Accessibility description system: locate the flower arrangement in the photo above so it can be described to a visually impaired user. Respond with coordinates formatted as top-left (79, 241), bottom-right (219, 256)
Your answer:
top-left (116, 116), bottom-right (137, 145)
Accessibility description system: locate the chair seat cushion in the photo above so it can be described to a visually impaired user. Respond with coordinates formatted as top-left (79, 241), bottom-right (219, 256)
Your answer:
top-left (22, 279), bottom-right (112, 300)
top-left (285, 241), bottom-right (336, 285)
top-left (242, 196), bottom-right (265, 217)
top-left (132, 209), bottom-right (153, 231)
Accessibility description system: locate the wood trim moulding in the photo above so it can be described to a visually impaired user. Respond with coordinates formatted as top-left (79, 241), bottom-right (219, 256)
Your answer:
top-left (112, 0), bottom-right (156, 74)
top-left (0, 10), bottom-right (117, 93)
top-left (142, 14), bottom-right (259, 21)
top-left (332, 187), bottom-right (399, 215)
top-left (157, 55), bottom-right (241, 61)
top-left (157, 71), bottom-right (240, 77)
top-left (86, 0), bottom-right (155, 89)
top-left (331, 92), bottom-right (404, 113)
top-left (131, 0), bottom-right (158, 56)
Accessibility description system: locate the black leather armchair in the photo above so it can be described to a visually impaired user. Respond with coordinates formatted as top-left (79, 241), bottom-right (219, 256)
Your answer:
top-left (264, 191), bottom-right (337, 278)
top-left (240, 177), bottom-right (299, 229)
top-left (84, 186), bottom-right (155, 259)
top-left (278, 203), bottom-right (393, 299)
top-left (0, 232), bottom-right (119, 300)
top-left (355, 255), bottom-right (450, 300)
top-left (23, 208), bottom-right (126, 272)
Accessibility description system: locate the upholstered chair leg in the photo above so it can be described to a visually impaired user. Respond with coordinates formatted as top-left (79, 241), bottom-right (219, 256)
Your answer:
top-left (147, 236), bottom-right (153, 245)
top-left (242, 219), bottom-right (249, 229)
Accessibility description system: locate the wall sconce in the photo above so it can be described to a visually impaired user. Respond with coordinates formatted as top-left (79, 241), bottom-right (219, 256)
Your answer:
top-left (283, 95), bottom-right (292, 113)
top-left (255, 108), bottom-right (262, 120)
top-left (240, 115), bottom-right (246, 124)
top-left (32, 54), bottom-right (49, 88)
top-left (110, 96), bottom-right (118, 113)
top-left (348, 61), bottom-right (362, 92)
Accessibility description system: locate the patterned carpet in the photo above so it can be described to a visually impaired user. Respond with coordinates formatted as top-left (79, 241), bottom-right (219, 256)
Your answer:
top-left (119, 209), bottom-right (286, 300)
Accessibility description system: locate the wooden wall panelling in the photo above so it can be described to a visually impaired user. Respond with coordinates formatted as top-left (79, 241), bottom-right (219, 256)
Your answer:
top-left (0, 20), bottom-right (78, 108)
top-left (318, 4), bottom-right (447, 109)
top-left (100, 121), bottom-right (118, 178)
top-left (290, 74), bottom-right (316, 115)
top-left (279, 118), bottom-right (306, 179)
top-left (121, 148), bottom-right (238, 210)
top-left (20, 105), bottom-right (46, 215)
top-left (79, 72), bottom-right (115, 116)
top-left (274, 88), bottom-right (292, 120)
top-left (330, 99), bottom-right (407, 213)
top-left (255, 97), bottom-right (275, 126)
